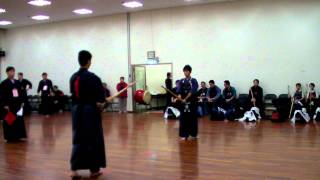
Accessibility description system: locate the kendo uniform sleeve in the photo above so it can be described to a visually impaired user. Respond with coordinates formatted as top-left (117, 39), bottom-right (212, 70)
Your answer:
top-left (37, 81), bottom-right (42, 94)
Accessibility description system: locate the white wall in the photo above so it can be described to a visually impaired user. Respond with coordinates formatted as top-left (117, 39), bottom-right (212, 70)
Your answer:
top-left (130, 0), bottom-right (320, 95)
top-left (145, 64), bottom-right (172, 94)
top-left (0, 29), bottom-right (5, 49)
top-left (1, 14), bottom-right (130, 106)
top-left (0, 29), bottom-right (6, 80)
top-left (1, 0), bottom-right (320, 112)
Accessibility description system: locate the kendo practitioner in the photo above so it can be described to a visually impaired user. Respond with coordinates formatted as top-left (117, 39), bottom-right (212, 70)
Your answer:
top-left (306, 83), bottom-right (318, 118)
top-left (70, 50), bottom-right (107, 178)
top-left (290, 83), bottom-right (310, 123)
top-left (18, 72), bottom-right (32, 114)
top-left (164, 72), bottom-right (173, 112)
top-left (248, 79), bottom-right (264, 113)
top-left (197, 81), bottom-right (208, 117)
top-left (52, 85), bottom-right (66, 113)
top-left (291, 83), bottom-right (305, 113)
top-left (37, 72), bottom-right (53, 116)
top-left (206, 80), bottom-right (223, 120)
top-left (174, 65), bottom-right (199, 141)
top-left (222, 80), bottom-right (237, 120)
top-left (1, 67), bottom-right (27, 142)
top-left (236, 79), bottom-right (263, 122)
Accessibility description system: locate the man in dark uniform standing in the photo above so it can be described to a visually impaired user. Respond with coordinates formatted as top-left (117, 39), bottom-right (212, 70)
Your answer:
top-left (37, 72), bottom-right (53, 117)
top-left (1, 67), bottom-right (27, 142)
top-left (18, 72), bottom-right (32, 114)
top-left (174, 65), bottom-right (199, 141)
top-left (69, 50), bottom-right (107, 178)
top-left (164, 72), bottom-right (173, 112)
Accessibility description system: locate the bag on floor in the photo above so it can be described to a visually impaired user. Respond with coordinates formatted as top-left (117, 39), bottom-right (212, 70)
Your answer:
top-left (314, 107), bottom-right (320, 121)
top-left (210, 107), bottom-right (226, 120)
top-left (291, 108), bottom-right (310, 123)
top-left (164, 107), bottom-right (180, 119)
top-left (236, 107), bottom-right (261, 122)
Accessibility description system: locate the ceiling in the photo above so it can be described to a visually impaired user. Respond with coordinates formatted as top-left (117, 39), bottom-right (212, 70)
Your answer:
top-left (0, 0), bottom-right (235, 29)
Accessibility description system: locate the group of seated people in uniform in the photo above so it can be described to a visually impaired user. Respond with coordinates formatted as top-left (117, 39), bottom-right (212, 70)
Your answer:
top-left (289, 83), bottom-right (320, 123)
top-left (165, 78), bottom-right (320, 123)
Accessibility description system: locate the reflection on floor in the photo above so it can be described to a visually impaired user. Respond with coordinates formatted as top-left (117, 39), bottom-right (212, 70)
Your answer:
top-left (0, 112), bottom-right (320, 180)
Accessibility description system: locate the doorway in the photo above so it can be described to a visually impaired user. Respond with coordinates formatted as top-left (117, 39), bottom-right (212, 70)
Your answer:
top-left (132, 63), bottom-right (173, 111)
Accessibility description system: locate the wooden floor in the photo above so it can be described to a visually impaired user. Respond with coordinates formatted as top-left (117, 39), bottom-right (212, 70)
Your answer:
top-left (0, 112), bottom-right (320, 180)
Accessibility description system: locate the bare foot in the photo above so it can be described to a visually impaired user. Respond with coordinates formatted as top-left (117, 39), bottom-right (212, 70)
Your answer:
top-left (180, 137), bottom-right (187, 141)
top-left (70, 171), bottom-right (81, 179)
top-left (189, 136), bottom-right (198, 140)
top-left (90, 171), bottom-right (103, 178)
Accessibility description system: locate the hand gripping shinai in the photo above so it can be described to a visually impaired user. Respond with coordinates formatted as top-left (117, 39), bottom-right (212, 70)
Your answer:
top-left (161, 85), bottom-right (179, 98)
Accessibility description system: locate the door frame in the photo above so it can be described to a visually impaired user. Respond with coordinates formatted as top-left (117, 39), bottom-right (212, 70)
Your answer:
top-left (131, 63), bottom-right (173, 111)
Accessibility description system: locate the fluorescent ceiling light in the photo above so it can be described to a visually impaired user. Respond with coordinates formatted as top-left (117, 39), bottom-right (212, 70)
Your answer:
top-left (31, 15), bottom-right (50, 20)
top-left (28, 0), bottom-right (51, 7)
top-left (184, 0), bottom-right (201, 2)
top-left (0, 8), bottom-right (6, 13)
top-left (0, 21), bottom-right (12, 26)
top-left (73, 9), bottom-right (93, 15)
top-left (122, 1), bottom-right (143, 8)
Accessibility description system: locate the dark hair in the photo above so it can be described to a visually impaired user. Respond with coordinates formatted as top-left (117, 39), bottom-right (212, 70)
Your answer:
top-left (296, 83), bottom-right (301, 87)
top-left (183, 65), bottom-right (192, 72)
top-left (209, 80), bottom-right (215, 84)
top-left (310, 83), bottom-right (315, 87)
top-left (201, 81), bottom-right (206, 84)
top-left (253, 79), bottom-right (259, 83)
top-left (6, 66), bottom-right (15, 72)
top-left (224, 80), bottom-right (230, 86)
top-left (53, 85), bottom-right (58, 89)
top-left (167, 72), bottom-right (171, 77)
top-left (42, 72), bottom-right (47, 76)
top-left (78, 50), bottom-right (92, 66)
top-left (175, 80), bottom-right (180, 83)
top-left (120, 77), bottom-right (125, 80)
top-left (18, 72), bottom-right (23, 76)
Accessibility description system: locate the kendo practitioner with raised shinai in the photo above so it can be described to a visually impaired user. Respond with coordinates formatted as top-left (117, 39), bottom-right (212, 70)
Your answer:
top-left (1, 67), bottom-right (27, 142)
top-left (69, 50), bottom-right (109, 179)
top-left (174, 65), bottom-right (199, 141)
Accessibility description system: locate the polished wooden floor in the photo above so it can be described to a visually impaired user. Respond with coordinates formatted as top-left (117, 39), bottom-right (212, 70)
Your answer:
top-left (0, 112), bottom-right (320, 180)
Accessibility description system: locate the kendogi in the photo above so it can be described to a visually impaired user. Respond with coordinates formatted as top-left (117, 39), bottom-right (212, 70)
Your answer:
top-left (174, 65), bottom-right (199, 140)
top-left (290, 83), bottom-right (310, 123)
top-left (69, 50), bottom-right (106, 178)
top-left (1, 67), bottom-right (27, 142)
